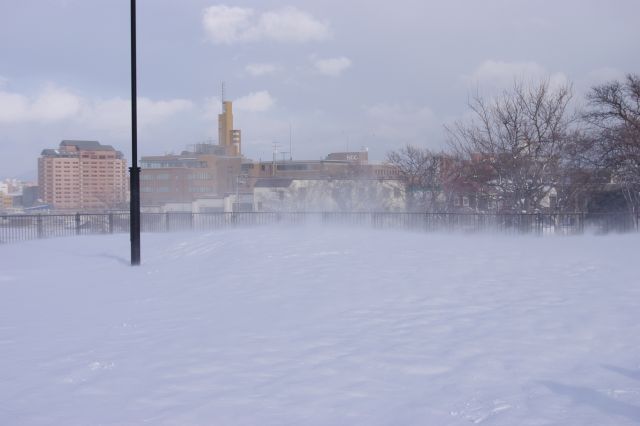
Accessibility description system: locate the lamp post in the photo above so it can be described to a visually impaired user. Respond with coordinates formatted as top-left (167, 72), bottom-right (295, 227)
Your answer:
top-left (129, 0), bottom-right (141, 265)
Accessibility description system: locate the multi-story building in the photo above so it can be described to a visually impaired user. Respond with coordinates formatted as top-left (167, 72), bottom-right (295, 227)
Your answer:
top-left (140, 100), bottom-right (244, 208)
top-left (218, 101), bottom-right (241, 156)
top-left (253, 178), bottom-right (405, 212)
top-left (243, 151), bottom-right (400, 182)
top-left (245, 151), bottom-right (405, 212)
top-left (38, 140), bottom-right (128, 211)
top-left (140, 143), bottom-right (241, 207)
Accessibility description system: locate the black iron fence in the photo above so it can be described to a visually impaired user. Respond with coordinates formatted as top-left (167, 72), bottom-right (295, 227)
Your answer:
top-left (0, 211), bottom-right (638, 244)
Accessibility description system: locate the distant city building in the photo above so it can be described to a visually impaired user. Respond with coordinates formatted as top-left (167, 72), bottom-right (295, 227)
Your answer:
top-left (218, 101), bottom-right (241, 156)
top-left (239, 151), bottom-right (403, 212)
top-left (0, 181), bottom-right (10, 195)
top-left (137, 100), bottom-right (403, 212)
top-left (140, 143), bottom-right (241, 207)
top-left (244, 151), bottom-right (399, 182)
top-left (141, 100), bottom-right (244, 208)
top-left (38, 140), bottom-right (128, 211)
top-left (0, 179), bottom-right (40, 212)
top-left (253, 178), bottom-right (405, 212)
top-left (21, 184), bottom-right (39, 208)
top-left (1, 193), bottom-right (13, 210)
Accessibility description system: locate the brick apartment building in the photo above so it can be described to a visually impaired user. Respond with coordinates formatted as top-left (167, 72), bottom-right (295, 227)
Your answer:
top-left (38, 140), bottom-right (128, 211)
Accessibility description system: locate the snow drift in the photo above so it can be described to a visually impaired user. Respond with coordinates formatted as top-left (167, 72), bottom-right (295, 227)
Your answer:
top-left (1, 227), bottom-right (639, 425)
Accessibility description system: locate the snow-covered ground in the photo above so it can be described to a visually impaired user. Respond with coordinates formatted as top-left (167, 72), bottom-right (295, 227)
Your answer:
top-left (1, 226), bottom-right (639, 425)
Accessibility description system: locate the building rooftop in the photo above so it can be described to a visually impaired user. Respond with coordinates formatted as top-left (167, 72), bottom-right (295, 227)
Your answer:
top-left (60, 140), bottom-right (116, 151)
top-left (41, 141), bottom-right (124, 159)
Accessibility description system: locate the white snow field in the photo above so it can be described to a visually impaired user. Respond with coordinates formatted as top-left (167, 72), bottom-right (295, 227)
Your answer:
top-left (1, 227), bottom-right (640, 425)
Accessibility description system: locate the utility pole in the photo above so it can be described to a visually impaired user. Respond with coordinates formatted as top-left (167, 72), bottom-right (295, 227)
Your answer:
top-left (129, 0), bottom-right (141, 265)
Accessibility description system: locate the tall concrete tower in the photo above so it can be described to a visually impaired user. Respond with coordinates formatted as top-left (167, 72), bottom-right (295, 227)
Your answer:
top-left (218, 101), bottom-right (241, 156)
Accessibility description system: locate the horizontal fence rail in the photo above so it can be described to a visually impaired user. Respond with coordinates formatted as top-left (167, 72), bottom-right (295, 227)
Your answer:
top-left (0, 211), bottom-right (638, 244)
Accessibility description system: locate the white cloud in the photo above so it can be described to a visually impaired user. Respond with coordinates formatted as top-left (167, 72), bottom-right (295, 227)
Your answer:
top-left (0, 84), bottom-right (193, 130)
top-left (0, 85), bottom-right (82, 124)
top-left (0, 91), bottom-right (30, 123)
top-left (139, 98), bottom-right (194, 126)
top-left (464, 60), bottom-right (568, 91)
top-left (245, 63), bottom-right (280, 76)
top-left (32, 86), bottom-right (84, 122)
top-left (313, 57), bottom-right (352, 77)
top-left (202, 5), bottom-right (330, 44)
top-left (83, 97), bottom-right (194, 132)
top-left (82, 98), bottom-right (130, 131)
top-left (235, 91), bottom-right (276, 112)
top-left (256, 7), bottom-right (330, 43)
top-left (202, 5), bottom-right (254, 44)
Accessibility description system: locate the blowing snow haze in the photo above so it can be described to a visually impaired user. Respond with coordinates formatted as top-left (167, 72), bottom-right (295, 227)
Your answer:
top-left (2, 2), bottom-right (640, 425)
top-left (1, 0), bottom-right (639, 177)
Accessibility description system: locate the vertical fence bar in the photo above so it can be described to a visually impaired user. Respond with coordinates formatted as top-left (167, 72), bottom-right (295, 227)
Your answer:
top-left (36, 215), bottom-right (43, 239)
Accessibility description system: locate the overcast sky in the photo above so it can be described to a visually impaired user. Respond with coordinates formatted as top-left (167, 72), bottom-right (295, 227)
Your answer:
top-left (1, 0), bottom-right (639, 178)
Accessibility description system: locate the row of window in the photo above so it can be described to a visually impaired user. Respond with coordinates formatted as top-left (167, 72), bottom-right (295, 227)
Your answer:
top-left (141, 174), bottom-right (170, 180)
top-left (187, 173), bottom-right (212, 180)
top-left (141, 160), bottom-right (207, 168)
top-left (375, 169), bottom-right (400, 176)
top-left (142, 187), bottom-right (171, 193)
top-left (188, 187), bottom-right (214, 193)
top-left (140, 173), bottom-right (213, 180)
top-left (140, 186), bottom-right (215, 193)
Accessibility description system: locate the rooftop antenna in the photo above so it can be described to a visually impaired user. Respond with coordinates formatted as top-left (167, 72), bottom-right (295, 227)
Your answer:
top-left (289, 123), bottom-right (293, 161)
top-left (221, 81), bottom-right (225, 107)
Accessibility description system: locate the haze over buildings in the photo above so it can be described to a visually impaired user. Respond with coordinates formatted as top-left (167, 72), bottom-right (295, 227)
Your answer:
top-left (136, 99), bottom-right (404, 213)
top-left (1, 1), bottom-right (639, 178)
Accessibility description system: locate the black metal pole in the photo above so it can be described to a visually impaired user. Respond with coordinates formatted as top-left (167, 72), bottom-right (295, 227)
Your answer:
top-left (129, 0), bottom-right (141, 265)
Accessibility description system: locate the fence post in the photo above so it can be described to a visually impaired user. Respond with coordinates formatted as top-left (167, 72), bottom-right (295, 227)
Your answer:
top-left (37, 215), bottom-right (43, 239)
top-left (165, 212), bottom-right (170, 232)
top-left (190, 212), bottom-right (194, 230)
top-left (108, 213), bottom-right (114, 234)
top-left (75, 213), bottom-right (81, 235)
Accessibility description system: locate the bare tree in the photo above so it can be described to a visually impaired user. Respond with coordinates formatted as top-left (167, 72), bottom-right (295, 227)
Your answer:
top-left (386, 145), bottom-right (442, 211)
top-left (447, 80), bottom-right (574, 213)
top-left (584, 74), bottom-right (640, 212)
